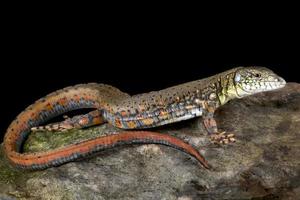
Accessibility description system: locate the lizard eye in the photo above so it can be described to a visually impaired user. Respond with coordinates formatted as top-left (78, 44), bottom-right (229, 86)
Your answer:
top-left (254, 73), bottom-right (261, 78)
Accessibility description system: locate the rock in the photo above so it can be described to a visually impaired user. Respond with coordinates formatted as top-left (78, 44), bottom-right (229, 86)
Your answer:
top-left (0, 83), bottom-right (300, 200)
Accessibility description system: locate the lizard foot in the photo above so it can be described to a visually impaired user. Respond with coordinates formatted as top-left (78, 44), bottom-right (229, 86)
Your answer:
top-left (31, 117), bottom-right (76, 132)
top-left (210, 132), bottom-right (236, 144)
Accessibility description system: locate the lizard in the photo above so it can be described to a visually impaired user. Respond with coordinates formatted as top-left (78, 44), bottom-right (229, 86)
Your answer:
top-left (3, 66), bottom-right (286, 170)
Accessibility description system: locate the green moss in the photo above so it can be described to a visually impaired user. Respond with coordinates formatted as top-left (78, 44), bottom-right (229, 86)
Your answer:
top-left (24, 124), bottom-right (119, 153)
top-left (0, 124), bottom-right (119, 186)
top-left (0, 145), bottom-right (26, 184)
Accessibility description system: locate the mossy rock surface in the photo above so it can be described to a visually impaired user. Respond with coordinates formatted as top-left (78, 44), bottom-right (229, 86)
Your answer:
top-left (0, 83), bottom-right (300, 200)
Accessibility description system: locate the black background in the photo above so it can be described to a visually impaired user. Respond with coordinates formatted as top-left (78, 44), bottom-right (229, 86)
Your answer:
top-left (1, 11), bottom-right (299, 142)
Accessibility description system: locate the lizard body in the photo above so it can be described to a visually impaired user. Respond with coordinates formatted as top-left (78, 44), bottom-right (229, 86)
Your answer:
top-left (3, 67), bottom-right (286, 170)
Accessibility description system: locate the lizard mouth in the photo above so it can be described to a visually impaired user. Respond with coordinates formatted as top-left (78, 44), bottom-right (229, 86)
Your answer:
top-left (262, 77), bottom-right (286, 90)
top-left (237, 76), bottom-right (286, 96)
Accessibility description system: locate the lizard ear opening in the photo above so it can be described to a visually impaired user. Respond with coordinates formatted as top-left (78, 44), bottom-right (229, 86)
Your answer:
top-left (234, 73), bottom-right (241, 83)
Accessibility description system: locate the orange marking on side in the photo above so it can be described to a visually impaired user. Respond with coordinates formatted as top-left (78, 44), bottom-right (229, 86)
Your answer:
top-left (30, 112), bottom-right (36, 119)
top-left (158, 110), bottom-right (169, 119)
top-left (159, 111), bottom-right (168, 116)
top-left (126, 121), bottom-right (137, 129)
top-left (142, 118), bottom-right (154, 125)
top-left (59, 97), bottom-right (67, 105)
top-left (46, 103), bottom-right (53, 111)
top-left (115, 118), bottom-right (122, 128)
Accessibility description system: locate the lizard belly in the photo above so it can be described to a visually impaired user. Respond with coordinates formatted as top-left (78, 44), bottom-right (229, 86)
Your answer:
top-left (103, 106), bottom-right (203, 129)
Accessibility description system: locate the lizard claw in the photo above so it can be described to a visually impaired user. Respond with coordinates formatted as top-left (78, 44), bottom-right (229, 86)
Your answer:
top-left (210, 132), bottom-right (236, 144)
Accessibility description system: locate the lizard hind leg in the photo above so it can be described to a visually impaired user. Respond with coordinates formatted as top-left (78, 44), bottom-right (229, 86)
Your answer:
top-left (31, 110), bottom-right (105, 132)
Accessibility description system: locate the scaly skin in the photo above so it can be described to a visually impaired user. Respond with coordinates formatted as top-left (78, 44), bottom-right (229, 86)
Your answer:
top-left (3, 67), bottom-right (286, 170)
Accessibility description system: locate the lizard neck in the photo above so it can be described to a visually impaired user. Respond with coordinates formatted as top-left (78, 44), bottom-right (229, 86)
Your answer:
top-left (216, 71), bottom-right (240, 106)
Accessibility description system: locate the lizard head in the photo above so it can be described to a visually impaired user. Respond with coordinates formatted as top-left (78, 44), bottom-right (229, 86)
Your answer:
top-left (233, 67), bottom-right (286, 98)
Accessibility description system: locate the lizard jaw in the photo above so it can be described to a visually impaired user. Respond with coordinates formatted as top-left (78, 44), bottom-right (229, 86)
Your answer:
top-left (245, 77), bottom-right (286, 93)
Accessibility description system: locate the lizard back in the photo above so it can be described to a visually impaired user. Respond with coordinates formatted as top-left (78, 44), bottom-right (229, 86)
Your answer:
top-left (103, 67), bottom-right (242, 129)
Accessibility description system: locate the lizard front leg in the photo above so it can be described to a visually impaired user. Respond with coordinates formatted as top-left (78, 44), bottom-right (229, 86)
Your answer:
top-left (202, 102), bottom-right (235, 144)
top-left (31, 110), bottom-right (105, 132)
